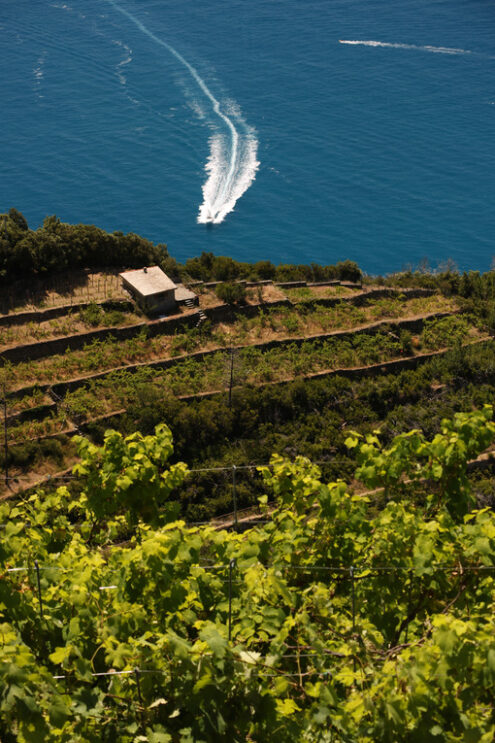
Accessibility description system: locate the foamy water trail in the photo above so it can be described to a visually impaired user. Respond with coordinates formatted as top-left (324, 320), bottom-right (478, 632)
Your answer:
top-left (113, 39), bottom-right (132, 86)
top-left (106, 0), bottom-right (258, 224)
top-left (199, 134), bottom-right (259, 224)
top-left (33, 51), bottom-right (47, 99)
top-left (339, 40), bottom-right (473, 55)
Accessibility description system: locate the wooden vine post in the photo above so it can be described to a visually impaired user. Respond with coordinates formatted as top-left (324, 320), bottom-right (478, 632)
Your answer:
top-left (2, 381), bottom-right (8, 487)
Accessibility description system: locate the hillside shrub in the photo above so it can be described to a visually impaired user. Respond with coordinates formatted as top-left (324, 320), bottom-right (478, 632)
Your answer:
top-left (215, 281), bottom-right (247, 305)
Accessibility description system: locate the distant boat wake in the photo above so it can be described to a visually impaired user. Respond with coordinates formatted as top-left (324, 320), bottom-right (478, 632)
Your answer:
top-left (106, 0), bottom-right (259, 224)
top-left (339, 40), bottom-right (473, 56)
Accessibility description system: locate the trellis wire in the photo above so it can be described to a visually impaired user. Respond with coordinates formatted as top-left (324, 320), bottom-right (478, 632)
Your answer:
top-left (1, 456), bottom-right (345, 482)
top-left (6, 562), bottom-right (495, 574)
top-left (6, 557), bottom-right (494, 652)
top-left (3, 554), bottom-right (493, 714)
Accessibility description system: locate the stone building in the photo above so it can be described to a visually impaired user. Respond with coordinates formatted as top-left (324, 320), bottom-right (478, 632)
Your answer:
top-left (119, 266), bottom-right (177, 315)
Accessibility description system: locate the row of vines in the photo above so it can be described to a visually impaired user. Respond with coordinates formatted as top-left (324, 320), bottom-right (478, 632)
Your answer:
top-left (1, 409), bottom-right (495, 740)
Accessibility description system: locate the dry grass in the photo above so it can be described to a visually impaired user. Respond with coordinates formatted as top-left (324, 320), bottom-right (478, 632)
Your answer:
top-left (197, 283), bottom-right (287, 309)
top-left (285, 284), bottom-right (360, 302)
top-left (245, 284), bottom-right (288, 304)
top-left (2, 391), bottom-right (53, 417)
top-left (197, 287), bottom-right (223, 309)
top-left (0, 305), bottom-right (144, 351)
top-left (0, 271), bottom-right (127, 316)
top-left (0, 453), bottom-right (78, 499)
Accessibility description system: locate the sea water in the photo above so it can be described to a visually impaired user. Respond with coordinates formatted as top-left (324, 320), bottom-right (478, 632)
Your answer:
top-left (1, 0), bottom-right (494, 274)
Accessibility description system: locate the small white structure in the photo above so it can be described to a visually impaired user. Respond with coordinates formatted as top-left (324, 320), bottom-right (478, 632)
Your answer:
top-left (174, 284), bottom-right (199, 305)
top-left (119, 266), bottom-right (177, 315)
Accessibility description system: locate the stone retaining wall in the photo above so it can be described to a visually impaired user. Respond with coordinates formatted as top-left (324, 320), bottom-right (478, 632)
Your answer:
top-left (204, 300), bottom-right (291, 324)
top-left (5, 402), bottom-right (57, 427)
top-left (5, 309), bottom-right (460, 401)
top-left (306, 280), bottom-right (342, 288)
top-left (0, 308), bottom-right (200, 364)
top-left (0, 299), bottom-right (134, 328)
top-left (4, 338), bottom-right (492, 458)
top-left (0, 286), bottom-right (437, 366)
top-left (47, 310), bottom-right (451, 398)
top-left (277, 280), bottom-right (362, 289)
top-left (289, 287), bottom-right (435, 308)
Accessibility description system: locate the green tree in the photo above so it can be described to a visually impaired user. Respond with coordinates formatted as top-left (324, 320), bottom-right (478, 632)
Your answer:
top-left (7, 208), bottom-right (28, 232)
top-left (335, 259), bottom-right (362, 283)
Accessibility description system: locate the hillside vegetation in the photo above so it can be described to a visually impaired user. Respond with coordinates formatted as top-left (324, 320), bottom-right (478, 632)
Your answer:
top-left (2, 213), bottom-right (495, 505)
top-left (1, 409), bottom-right (495, 741)
top-left (2, 215), bottom-right (495, 739)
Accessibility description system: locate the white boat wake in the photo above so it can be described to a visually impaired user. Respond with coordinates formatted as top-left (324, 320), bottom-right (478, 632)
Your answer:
top-left (113, 39), bottom-right (132, 87)
top-left (339, 40), bottom-right (473, 56)
top-left (106, 0), bottom-right (259, 224)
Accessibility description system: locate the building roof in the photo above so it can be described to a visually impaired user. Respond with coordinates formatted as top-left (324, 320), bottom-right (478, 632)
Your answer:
top-left (174, 284), bottom-right (197, 302)
top-left (119, 266), bottom-right (177, 297)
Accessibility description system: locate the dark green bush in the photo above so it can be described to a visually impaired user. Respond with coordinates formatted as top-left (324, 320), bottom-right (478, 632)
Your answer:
top-left (215, 282), bottom-right (247, 305)
top-left (79, 302), bottom-right (104, 327)
top-left (39, 438), bottom-right (64, 464)
top-left (400, 330), bottom-right (413, 355)
top-left (335, 259), bottom-right (362, 283)
top-left (8, 442), bottom-right (37, 468)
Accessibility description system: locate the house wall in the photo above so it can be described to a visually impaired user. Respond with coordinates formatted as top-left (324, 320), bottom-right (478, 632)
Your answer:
top-left (144, 289), bottom-right (176, 314)
top-left (121, 278), bottom-right (177, 315)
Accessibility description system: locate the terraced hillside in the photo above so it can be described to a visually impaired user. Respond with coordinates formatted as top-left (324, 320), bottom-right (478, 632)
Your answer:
top-left (1, 272), bottom-right (492, 508)
top-left (3, 213), bottom-right (495, 741)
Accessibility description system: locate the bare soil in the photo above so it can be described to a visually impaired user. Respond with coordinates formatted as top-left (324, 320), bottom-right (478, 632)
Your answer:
top-left (245, 285), bottom-right (288, 304)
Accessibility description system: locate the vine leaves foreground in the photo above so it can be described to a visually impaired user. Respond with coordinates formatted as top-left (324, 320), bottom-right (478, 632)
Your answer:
top-left (1, 408), bottom-right (495, 741)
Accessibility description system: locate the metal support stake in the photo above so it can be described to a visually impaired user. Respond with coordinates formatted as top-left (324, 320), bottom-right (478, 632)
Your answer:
top-left (350, 566), bottom-right (355, 632)
top-left (350, 565), bottom-right (356, 674)
top-left (232, 465), bottom-right (238, 531)
top-left (228, 346), bottom-right (234, 408)
top-left (228, 559), bottom-right (236, 642)
top-left (34, 560), bottom-right (43, 619)
top-left (405, 570), bottom-right (413, 644)
top-left (134, 668), bottom-right (145, 731)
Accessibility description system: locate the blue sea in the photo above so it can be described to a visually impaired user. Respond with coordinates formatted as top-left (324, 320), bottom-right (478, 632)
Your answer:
top-left (1, 0), bottom-right (495, 274)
